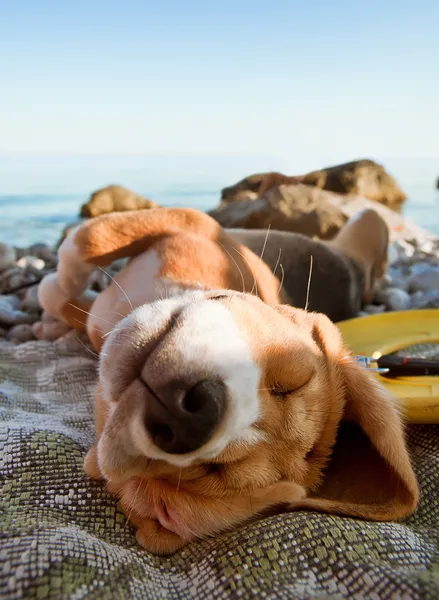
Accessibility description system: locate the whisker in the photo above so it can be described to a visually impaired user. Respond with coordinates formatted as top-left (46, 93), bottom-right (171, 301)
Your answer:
top-left (216, 240), bottom-right (246, 293)
top-left (124, 478), bottom-right (144, 531)
top-left (231, 246), bottom-right (258, 297)
top-left (277, 264), bottom-right (285, 294)
top-left (259, 225), bottom-right (271, 262)
top-left (98, 266), bottom-right (134, 312)
top-left (71, 316), bottom-right (87, 328)
top-left (100, 310), bottom-right (127, 320)
top-left (273, 247), bottom-right (282, 277)
top-left (68, 304), bottom-right (116, 327)
top-left (305, 255), bottom-right (314, 311)
top-left (75, 333), bottom-right (99, 358)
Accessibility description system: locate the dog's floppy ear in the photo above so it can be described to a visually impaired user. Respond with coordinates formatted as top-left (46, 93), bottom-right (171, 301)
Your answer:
top-left (276, 306), bottom-right (420, 522)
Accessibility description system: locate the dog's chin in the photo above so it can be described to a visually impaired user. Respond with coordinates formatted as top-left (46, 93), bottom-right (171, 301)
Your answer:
top-left (96, 422), bottom-right (230, 485)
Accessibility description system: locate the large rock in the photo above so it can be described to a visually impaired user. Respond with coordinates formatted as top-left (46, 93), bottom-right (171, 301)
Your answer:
top-left (210, 184), bottom-right (435, 246)
top-left (212, 184), bottom-right (347, 240)
top-left (221, 172), bottom-right (303, 203)
top-left (302, 159), bottom-right (406, 211)
top-left (79, 185), bottom-right (159, 218)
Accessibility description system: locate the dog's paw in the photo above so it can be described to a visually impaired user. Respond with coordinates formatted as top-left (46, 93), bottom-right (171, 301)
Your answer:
top-left (56, 228), bottom-right (96, 298)
top-left (135, 518), bottom-right (188, 556)
top-left (32, 318), bottom-right (71, 341)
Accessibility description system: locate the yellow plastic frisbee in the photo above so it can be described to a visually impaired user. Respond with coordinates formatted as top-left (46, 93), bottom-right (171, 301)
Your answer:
top-left (337, 309), bottom-right (439, 424)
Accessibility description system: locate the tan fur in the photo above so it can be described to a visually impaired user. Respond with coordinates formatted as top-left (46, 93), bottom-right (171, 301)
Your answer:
top-left (82, 296), bottom-right (418, 555)
top-left (39, 207), bottom-right (417, 556)
top-left (75, 207), bottom-right (285, 306)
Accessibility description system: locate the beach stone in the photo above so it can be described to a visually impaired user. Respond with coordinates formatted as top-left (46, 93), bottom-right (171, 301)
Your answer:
top-left (408, 267), bottom-right (439, 293)
top-left (0, 295), bottom-right (38, 325)
top-left (364, 304), bottom-right (386, 315)
top-left (387, 267), bottom-right (410, 291)
top-left (375, 287), bottom-right (411, 311)
top-left (409, 289), bottom-right (439, 309)
top-left (221, 172), bottom-right (304, 203)
top-left (388, 240), bottom-right (415, 264)
top-left (20, 285), bottom-right (41, 312)
top-left (17, 256), bottom-right (46, 271)
top-left (7, 324), bottom-right (35, 344)
top-left (211, 184), bottom-right (346, 239)
top-left (0, 265), bottom-right (40, 295)
top-left (27, 243), bottom-right (58, 265)
top-left (79, 184), bottom-right (159, 218)
top-left (302, 159), bottom-right (407, 211)
top-left (0, 243), bottom-right (17, 271)
top-left (211, 184), bottom-right (434, 246)
top-left (221, 160), bottom-right (406, 211)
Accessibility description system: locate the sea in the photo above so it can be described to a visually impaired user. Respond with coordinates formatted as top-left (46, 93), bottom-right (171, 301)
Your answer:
top-left (0, 154), bottom-right (438, 248)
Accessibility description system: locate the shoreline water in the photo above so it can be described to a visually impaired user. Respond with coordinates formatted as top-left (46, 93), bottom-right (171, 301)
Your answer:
top-left (1, 155), bottom-right (438, 247)
top-left (1, 185), bottom-right (438, 249)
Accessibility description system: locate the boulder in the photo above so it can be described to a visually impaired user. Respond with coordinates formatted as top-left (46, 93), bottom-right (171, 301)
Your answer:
top-left (221, 172), bottom-right (303, 203)
top-left (79, 185), bottom-right (159, 218)
top-left (302, 159), bottom-right (406, 212)
top-left (212, 184), bottom-right (346, 239)
top-left (210, 184), bottom-right (436, 245)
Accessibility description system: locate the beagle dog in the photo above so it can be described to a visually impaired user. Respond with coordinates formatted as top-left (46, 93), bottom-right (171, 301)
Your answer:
top-left (37, 207), bottom-right (418, 555)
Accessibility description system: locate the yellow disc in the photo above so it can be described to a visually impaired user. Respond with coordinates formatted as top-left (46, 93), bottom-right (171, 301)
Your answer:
top-left (336, 309), bottom-right (439, 424)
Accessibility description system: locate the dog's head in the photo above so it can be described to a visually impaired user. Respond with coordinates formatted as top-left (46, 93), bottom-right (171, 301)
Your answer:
top-left (95, 290), bottom-right (419, 551)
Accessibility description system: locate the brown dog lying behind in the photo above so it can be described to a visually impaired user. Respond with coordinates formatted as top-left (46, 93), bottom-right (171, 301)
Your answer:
top-left (230, 209), bottom-right (388, 322)
top-left (37, 207), bottom-right (417, 555)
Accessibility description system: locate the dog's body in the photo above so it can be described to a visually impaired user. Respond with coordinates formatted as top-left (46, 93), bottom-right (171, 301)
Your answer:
top-left (229, 229), bottom-right (363, 321)
top-left (38, 207), bottom-right (418, 556)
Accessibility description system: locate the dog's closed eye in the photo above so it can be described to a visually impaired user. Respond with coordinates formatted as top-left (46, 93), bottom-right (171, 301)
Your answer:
top-left (270, 386), bottom-right (294, 399)
top-left (269, 371), bottom-right (315, 399)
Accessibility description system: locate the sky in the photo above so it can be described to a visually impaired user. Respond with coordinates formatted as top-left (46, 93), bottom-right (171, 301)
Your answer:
top-left (1, 0), bottom-right (438, 166)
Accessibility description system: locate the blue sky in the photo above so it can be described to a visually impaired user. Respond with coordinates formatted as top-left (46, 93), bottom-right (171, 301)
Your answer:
top-left (1, 0), bottom-right (438, 164)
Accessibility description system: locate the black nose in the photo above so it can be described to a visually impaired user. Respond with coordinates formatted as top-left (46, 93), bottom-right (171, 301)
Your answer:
top-left (143, 379), bottom-right (227, 455)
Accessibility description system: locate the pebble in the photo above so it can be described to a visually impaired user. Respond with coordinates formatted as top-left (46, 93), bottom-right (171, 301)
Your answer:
top-left (19, 285), bottom-right (41, 312)
top-left (7, 324), bottom-right (35, 344)
top-left (364, 304), bottom-right (386, 315)
top-left (16, 256), bottom-right (46, 271)
top-left (375, 287), bottom-right (411, 311)
top-left (409, 289), bottom-right (439, 309)
top-left (0, 295), bottom-right (38, 325)
top-left (0, 243), bottom-right (17, 271)
top-left (27, 244), bottom-right (58, 265)
top-left (408, 266), bottom-right (439, 293)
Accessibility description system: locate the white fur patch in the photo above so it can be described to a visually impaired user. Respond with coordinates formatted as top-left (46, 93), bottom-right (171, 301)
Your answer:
top-left (57, 226), bottom-right (96, 298)
top-left (98, 292), bottom-right (262, 471)
top-left (38, 272), bottom-right (70, 319)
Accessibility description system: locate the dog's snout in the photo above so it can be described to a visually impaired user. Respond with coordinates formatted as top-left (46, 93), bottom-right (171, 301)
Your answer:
top-left (144, 379), bottom-right (227, 455)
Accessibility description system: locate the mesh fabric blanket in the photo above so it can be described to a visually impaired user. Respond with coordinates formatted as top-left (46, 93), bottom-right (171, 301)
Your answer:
top-left (1, 335), bottom-right (439, 600)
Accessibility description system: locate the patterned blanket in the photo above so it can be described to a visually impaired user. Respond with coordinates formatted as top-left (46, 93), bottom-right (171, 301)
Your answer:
top-left (1, 335), bottom-right (439, 600)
